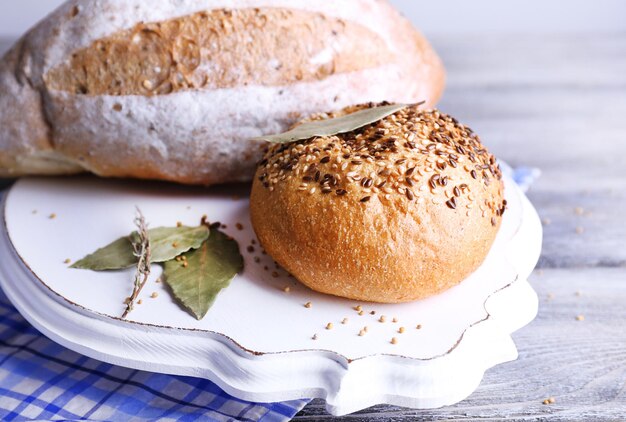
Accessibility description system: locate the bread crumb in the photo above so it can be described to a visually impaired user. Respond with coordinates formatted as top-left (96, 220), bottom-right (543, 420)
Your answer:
top-left (49, 213), bottom-right (57, 219)
top-left (392, 317), bottom-right (398, 323)
top-left (358, 329), bottom-right (366, 337)
top-left (416, 324), bottom-right (422, 330)
top-left (543, 397), bottom-right (556, 405)
top-left (312, 334), bottom-right (318, 340)
top-left (150, 292), bottom-right (158, 299)
top-left (283, 286), bottom-right (290, 293)
top-left (176, 221), bottom-right (183, 227)
top-left (63, 258), bottom-right (71, 264)
top-left (341, 318), bottom-right (348, 324)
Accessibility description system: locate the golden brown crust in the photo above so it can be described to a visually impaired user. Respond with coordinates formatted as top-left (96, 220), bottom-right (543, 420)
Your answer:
top-left (44, 8), bottom-right (391, 96)
top-left (250, 104), bottom-right (505, 303)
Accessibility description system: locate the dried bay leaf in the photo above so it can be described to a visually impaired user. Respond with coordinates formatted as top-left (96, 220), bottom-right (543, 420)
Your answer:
top-left (163, 229), bottom-right (243, 320)
top-left (251, 103), bottom-right (409, 144)
top-left (71, 225), bottom-right (210, 271)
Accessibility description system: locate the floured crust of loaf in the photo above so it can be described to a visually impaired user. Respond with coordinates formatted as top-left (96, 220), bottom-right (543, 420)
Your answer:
top-left (45, 8), bottom-right (391, 96)
top-left (0, 0), bottom-right (445, 185)
top-left (250, 104), bottom-right (505, 303)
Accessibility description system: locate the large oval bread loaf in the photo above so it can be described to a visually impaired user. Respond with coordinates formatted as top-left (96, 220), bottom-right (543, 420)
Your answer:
top-left (0, 0), bottom-right (445, 185)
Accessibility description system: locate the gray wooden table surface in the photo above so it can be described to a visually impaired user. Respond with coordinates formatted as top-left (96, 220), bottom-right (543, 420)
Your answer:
top-left (1, 34), bottom-right (625, 421)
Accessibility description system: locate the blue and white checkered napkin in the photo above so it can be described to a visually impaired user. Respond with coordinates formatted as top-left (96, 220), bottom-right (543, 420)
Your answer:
top-left (0, 167), bottom-right (538, 422)
top-left (0, 288), bottom-right (309, 422)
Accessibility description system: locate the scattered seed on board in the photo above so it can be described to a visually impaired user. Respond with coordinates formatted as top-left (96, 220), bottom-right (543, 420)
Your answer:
top-left (63, 258), bottom-right (71, 264)
top-left (304, 302), bottom-right (312, 308)
top-left (391, 337), bottom-right (398, 345)
top-left (576, 314), bottom-right (585, 321)
top-left (326, 322), bottom-right (333, 330)
top-left (379, 315), bottom-right (386, 323)
top-left (416, 324), bottom-right (422, 330)
top-left (150, 292), bottom-right (158, 299)
top-left (342, 318), bottom-right (349, 324)
top-left (398, 327), bottom-right (405, 334)
top-left (283, 286), bottom-right (291, 293)
top-left (49, 213), bottom-right (57, 219)
top-left (312, 334), bottom-right (318, 340)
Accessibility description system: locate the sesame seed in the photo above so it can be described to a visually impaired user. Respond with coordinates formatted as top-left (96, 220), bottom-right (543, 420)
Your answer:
top-left (358, 310), bottom-right (364, 316)
top-left (63, 258), bottom-right (71, 264)
top-left (342, 318), bottom-right (349, 324)
top-left (49, 213), bottom-right (57, 219)
top-left (391, 337), bottom-right (398, 345)
top-left (398, 327), bottom-right (405, 333)
top-left (379, 315), bottom-right (386, 323)
top-left (358, 329), bottom-right (366, 337)
top-left (416, 324), bottom-right (422, 330)
top-left (326, 322), bottom-right (333, 330)
top-left (392, 317), bottom-right (398, 323)
top-left (304, 301), bottom-right (312, 308)
top-left (446, 198), bottom-right (457, 210)
top-left (576, 314), bottom-right (585, 321)
top-left (283, 286), bottom-right (290, 293)
top-left (312, 334), bottom-right (318, 340)
top-left (150, 292), bottom-right (158, 298)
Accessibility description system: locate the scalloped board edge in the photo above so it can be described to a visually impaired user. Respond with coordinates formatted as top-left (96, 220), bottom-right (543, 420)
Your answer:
top-left (0, 182), bottom-right (541, 416)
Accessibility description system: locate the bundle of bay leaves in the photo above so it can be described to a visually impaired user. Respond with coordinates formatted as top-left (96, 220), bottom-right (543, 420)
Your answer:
top-left (72, 217), bottom-right (243, 320)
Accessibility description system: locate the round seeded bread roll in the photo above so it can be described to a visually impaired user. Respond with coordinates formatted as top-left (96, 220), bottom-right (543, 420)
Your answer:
top-left (250, 103), bottom-right (506, 303)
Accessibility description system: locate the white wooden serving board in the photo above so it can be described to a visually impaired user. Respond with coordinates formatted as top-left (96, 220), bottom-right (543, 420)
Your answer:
top-left (0, 175), bottom-right (541, 416)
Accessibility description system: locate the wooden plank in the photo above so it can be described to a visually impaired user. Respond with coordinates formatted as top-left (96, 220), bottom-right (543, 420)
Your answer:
top-left (296, 268), bottom-right (626, 420)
